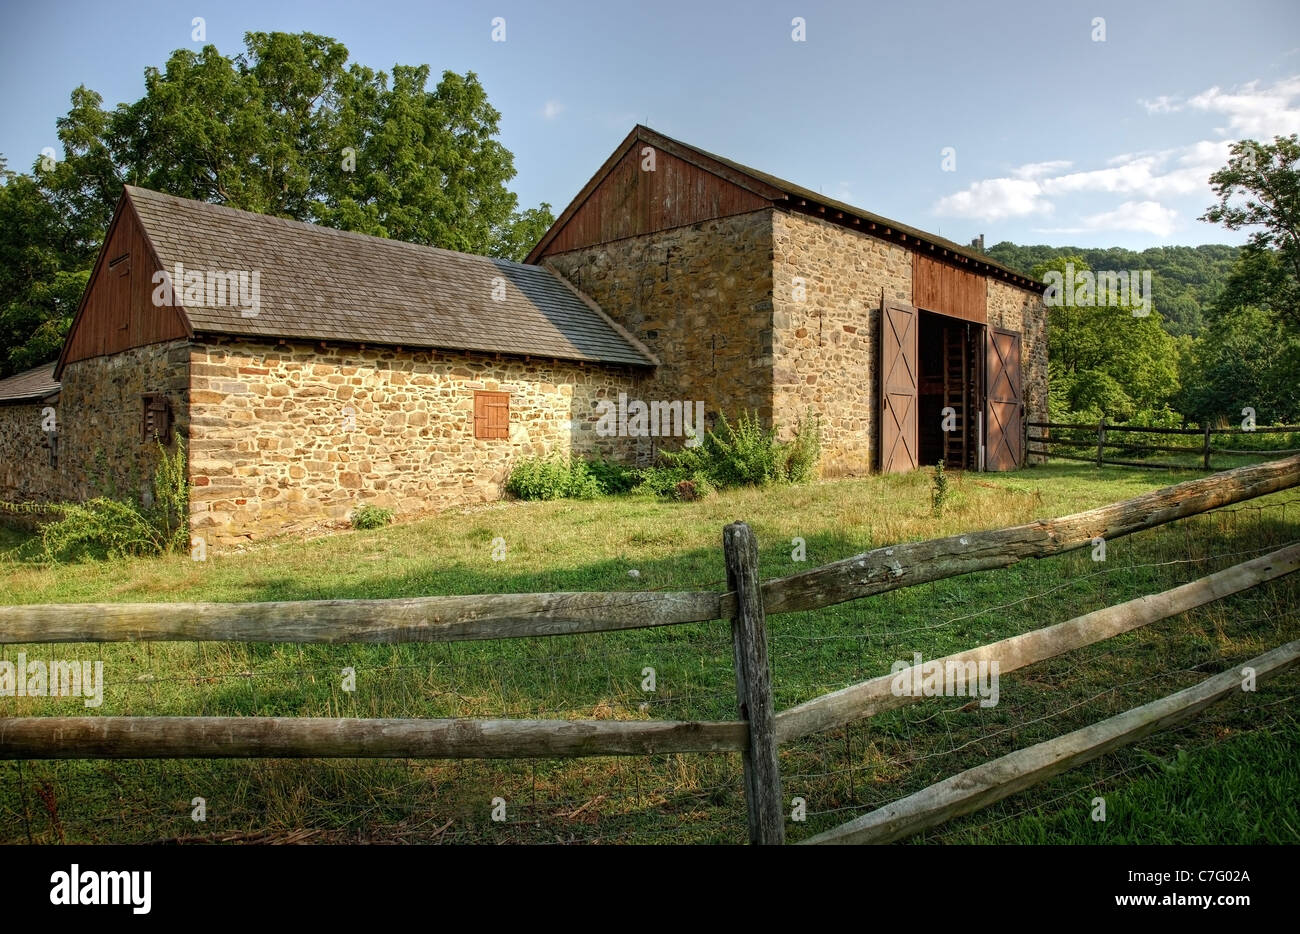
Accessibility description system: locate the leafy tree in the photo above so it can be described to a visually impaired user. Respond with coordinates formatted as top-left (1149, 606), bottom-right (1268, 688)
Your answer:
top-left (1032, 256), bottom-right (1180, 422)
top-left (1200, 135), bottom-right (1300, 329)
top-left (0, 33), bottom-right (554, 378)
top-left (1177, 304), bottom-right (1300, 424)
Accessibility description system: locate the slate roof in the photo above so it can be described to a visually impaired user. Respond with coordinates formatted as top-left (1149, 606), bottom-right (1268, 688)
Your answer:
top-left (0, 362), bottom-right (60, 404)
top-left (124, 186), bottom-right (655, 367)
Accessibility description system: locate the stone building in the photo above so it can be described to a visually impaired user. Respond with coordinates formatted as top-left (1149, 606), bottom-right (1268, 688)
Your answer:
top-left (0, 126), bottom-right (1047, 546)
top-left (530, 126), bottom-right (1047, 477)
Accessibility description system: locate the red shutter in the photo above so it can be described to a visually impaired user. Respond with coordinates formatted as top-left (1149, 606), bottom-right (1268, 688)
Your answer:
top-left (984, 327), bottom-right (1023, 471)
top-left (879, 301), bottom-right (918, 473)
top-left (474, 391), bottom-right (510, 440)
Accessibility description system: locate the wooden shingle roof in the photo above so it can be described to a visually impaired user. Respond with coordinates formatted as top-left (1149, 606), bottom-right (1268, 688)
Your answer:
top-left (0, 362), bottom-right (60, 404)
top-left (124, 186), bottom-right (656, 367)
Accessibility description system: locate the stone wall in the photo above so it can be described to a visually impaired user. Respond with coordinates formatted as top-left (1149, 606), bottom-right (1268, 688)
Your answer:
top-left (986, 279), bottom-right (1049, 463)
top-left (187, 339), bottom-right (644, 546)
top-left (56, 340), bottom-right (191, 502)
top-left (0, 401), bottom-right (61, 509)
top-left (541, 209), bottom-right (775, 456)
top-left (771, 210), bottom-right (913, 476)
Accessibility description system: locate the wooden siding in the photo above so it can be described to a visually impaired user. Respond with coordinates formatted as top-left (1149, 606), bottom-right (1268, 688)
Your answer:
top-left (539, 146), bottom-right (769, 257)
top-left (59, 201), bottom-right (189, 368)
top-left (913, 254), bottom-right (986, 324)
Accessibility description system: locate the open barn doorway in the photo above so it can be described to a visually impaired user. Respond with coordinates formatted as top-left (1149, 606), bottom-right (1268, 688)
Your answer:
top-left (918, 311), bottom-right (983, 471)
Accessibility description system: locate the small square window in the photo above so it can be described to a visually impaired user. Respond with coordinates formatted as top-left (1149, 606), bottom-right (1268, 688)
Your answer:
top-left (473, 391), bottom-right (509, 440)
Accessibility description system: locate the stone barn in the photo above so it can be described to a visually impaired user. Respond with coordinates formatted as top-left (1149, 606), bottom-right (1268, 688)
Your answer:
top-left (1, 125), bottom-right (1047, 546)
top-left (17, 186), bottom-right (657, 545)
top-left (530, 126), bottom-right (1048, 477)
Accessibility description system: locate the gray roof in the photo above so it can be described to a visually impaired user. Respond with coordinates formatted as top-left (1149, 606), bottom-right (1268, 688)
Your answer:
top-left (125, 186), bottom-right (655, 367)
top-left (0, 362), bottom-right (60, 404)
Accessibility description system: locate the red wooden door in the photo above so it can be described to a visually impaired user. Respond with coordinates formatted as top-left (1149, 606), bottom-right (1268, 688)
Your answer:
top-left (984, 327), bottom-right (1023, 471)
top-left (879, 301), bottom-right (918, 473)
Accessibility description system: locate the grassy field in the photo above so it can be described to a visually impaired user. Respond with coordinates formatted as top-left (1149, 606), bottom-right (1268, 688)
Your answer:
top-left (1, 461), bottom-right (1297, 844)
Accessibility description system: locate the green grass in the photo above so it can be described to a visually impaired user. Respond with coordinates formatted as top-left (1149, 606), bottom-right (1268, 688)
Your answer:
top-left (1, 462), bottom-right (1297, 845)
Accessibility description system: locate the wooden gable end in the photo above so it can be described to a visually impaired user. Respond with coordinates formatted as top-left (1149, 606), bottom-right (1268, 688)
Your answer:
top-left (535, 143), bottom-right (771, 259)
top-left (57, 195), bottom-right (190, 374)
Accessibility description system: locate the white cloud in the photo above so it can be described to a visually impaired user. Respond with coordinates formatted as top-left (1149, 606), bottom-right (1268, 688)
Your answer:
top-left (1010, 159), bottom-right (1072, 180)
top-left (933, 75), bottom-right (1299, 233)
top-left (1139, 95), bottom-right (1181, 114)
top-left (932, 177), bottom-right (1052, 220)
top-left (1181, 75), bottom-right (1300, 136)
top-left (542, 100), bottom-right (564, 120)
top-left (1037, 201), bottom-right (1179, 237)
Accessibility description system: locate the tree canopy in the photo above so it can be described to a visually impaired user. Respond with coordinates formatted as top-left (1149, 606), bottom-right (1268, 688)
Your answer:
top-left (0, 32), bottom-right (553, 377)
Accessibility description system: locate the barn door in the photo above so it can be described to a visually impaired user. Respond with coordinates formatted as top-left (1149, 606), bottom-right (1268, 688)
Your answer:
top-left (984, 327), bottom-right (1023, 471)
top-left (879, 301), bottom-right (918, 473)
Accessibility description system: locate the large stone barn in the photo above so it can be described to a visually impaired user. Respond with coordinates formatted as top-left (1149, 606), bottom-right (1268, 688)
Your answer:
top-left (1, 125), bottom-right (1047, 546)
top-left (530, 126), bottom-right (1048, 477)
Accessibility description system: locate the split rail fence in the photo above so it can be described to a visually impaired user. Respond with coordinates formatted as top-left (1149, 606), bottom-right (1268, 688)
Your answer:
top-left (1029, 419), bottom-right (1300, 470)
top-left (2, 453), bottom-right (1299, 844)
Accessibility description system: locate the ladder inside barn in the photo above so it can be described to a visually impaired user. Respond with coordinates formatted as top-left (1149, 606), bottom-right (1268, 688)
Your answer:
top-left (943, 325), bottom-right (968, 469)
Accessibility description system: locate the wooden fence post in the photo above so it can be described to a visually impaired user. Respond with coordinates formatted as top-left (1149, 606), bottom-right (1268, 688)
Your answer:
top-left (723, 521), bottom-right (785, 845)
top-left (1096, 417), bottom-right (1107, 468)
top-left (1203, 423), bottom-right (1213, 470)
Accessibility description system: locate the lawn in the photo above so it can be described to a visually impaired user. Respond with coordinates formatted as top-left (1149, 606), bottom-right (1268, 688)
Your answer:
top-left (1, 461), bottom-right (1297, 844)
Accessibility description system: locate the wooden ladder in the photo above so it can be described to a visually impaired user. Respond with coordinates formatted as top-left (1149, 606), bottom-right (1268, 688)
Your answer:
top-left (943, 324), bottom-right (967, 469)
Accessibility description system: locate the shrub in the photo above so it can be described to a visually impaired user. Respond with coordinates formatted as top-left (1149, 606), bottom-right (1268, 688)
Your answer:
top-left (636, 411), bottom-right (820, 498)
top-left (351, 504), bottom-right (393, 530)
top-left (930, 460), bottom-right (950, 515)
top-left (583, 457), bottom-right (641, 495)
top-left (505, 456), bottom-right (602, 500)
top-left (1, 433), bottom-right (190, 562)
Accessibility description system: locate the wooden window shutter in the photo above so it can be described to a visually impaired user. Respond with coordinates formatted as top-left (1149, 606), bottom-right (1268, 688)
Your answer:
top-left (142, 393), bottom-right (172, 443)
top-left (474, 391), bottom-right (509, 440)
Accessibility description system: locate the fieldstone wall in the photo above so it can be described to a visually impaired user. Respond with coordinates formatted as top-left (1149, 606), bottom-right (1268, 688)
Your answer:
top-left (771, 211), bottom-right (913, 476)
top-left (187, 339), bottom-right (644, 546)
top-left (56, 340), bottom-right (191, 502)
top-left (0, 401), bottom-right (61, 509)
top-left (987, 279), bottom-right (1049, 464)
top-left (541, 209), bottom-right (775, 453)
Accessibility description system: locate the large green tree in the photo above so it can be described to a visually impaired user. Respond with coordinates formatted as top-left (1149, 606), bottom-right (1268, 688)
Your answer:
top-left (1200, 135), bottom-right (1300, 330)
top-left (1033, 256), bottom-right (1181, 422)
top-left (1, 31), bottom-right (553, 377)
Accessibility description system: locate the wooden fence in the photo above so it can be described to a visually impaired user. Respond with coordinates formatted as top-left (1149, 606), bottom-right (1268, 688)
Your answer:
top-left (1028, 419), bottom-right (1300, 470)
top-left (2, 453), bottom-right (1299, 844)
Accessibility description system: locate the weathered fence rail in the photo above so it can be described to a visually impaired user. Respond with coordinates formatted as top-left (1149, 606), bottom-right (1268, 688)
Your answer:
top-left (3, 455), bottom-right (1299, 844)
top-left (1029, 420), bottom-right (1300, 471)
top-left (3, 454), bottom-right (1298, 644)
top-left (801, 638), bottom-right (1300, 845)
top-left (775, 542), bottom-right (1300, 743)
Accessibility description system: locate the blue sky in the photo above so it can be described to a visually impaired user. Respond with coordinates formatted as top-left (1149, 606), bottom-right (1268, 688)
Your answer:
top-left (2, 0), bottom-right (1298, 249)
